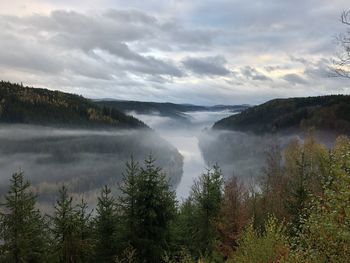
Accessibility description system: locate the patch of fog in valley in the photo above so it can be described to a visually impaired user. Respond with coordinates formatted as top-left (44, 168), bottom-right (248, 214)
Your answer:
top-left (128, 110), bottom-right (236, 200)
top-left (198, 129), bottom-right (339, 184)
top-left (130, 110), bottom-right (340, 200)
top-left (0, 125), bottom-right (183, 211)
top-left (1, 114), bottom-right (335, 209)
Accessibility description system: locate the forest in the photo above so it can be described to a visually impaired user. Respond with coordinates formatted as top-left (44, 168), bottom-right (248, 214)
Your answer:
top-left (0, 132), bottom-right (349, 263)
top-left (213, 95), bottom-right (350, 134)
top-left (0, 81), bottom-right (146, 129)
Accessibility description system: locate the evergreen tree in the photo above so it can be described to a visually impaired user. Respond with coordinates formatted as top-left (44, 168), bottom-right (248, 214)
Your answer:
top-left (0, 171), bottom-right (48, 263)
top-left (118, 157), bottom-right (139, 249)
top-left (94, 185), bottom-right (119, 262)
top-left (132, 155), bottom-right (176, 262)
top-left (170, 197), bottom-right (197, 258)
top-left (190, 165), bottom-right (224, 259)
top-left (50, 185), bottom-right (79, 263)
top-left (74, 198), bottom-right (93, 263)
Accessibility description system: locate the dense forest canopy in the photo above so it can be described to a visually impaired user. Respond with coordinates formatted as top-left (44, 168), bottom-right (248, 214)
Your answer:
top-left (213, 95), bottom-right (350, 134)
top-left (0, 81), bottom-right (146, 128)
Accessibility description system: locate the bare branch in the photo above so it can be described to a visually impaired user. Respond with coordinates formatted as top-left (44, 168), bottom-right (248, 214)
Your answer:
top-left (333, 10), bottom-right (350, 78)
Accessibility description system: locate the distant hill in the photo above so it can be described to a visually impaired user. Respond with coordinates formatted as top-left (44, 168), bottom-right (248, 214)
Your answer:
top-left (0, 81), bottom-right (146, 128)
top-left (213, 95), bottom-right (350, 134)
top-left (96, 100), bottom-right (249, 120)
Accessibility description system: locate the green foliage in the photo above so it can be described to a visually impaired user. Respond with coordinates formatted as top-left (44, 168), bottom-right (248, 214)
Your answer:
top-left (163, 248), bottom-right (196, 263)
top-left (50, 185), bottom-right (79, 263)
top-left (130, 155), bottom-right (177, 262)
top-left (0, 81), bottom-right (146, 128)
top-left (286, 136), bottom-right (350, 263)
top-left (230, 216), bottom-right (289, 263)
top-left (0, 171), bottom-right (48, 263)
top-left (180, 165), bottom-right (224, 260)
top-left (74, 199), bottom-right (94, 263)
top-left (94, 185), bottom-right (119, 262)
top-left (118, 157), bottom-right (139, 249)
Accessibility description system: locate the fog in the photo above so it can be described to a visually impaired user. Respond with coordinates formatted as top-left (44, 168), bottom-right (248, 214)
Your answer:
top-left (1, 113), bottom-right (337, 209)
top-left (130, 110), bottom-right (341, 201)
top-left (128, 110), bottom-right (235, 200)
top-left (0, 125), bottom-right (183, 210)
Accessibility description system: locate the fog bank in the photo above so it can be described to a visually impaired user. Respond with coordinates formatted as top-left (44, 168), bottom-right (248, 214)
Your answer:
top-left (129, 110), bottom-right (235, 200)
top-left (0, 125), bottom-right (183, 209)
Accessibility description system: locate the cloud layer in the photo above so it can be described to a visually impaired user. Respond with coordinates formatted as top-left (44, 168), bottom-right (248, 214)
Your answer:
top-left (0, 1), bottom-right (349, 104)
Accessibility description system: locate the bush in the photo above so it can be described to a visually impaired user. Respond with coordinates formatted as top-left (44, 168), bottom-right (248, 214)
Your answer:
top-left (229, 215), bottom-right (289, 263)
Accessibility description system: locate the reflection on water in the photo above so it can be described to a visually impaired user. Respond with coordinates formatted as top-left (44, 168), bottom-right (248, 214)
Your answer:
top-left (160, 132), bottom-right (205, 200)
top-left (130, 110), bottom-right (235, 200)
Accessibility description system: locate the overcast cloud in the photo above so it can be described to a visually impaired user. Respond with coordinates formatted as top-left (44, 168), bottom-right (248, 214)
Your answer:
top-left (0, 0), bottom-right (349, 105)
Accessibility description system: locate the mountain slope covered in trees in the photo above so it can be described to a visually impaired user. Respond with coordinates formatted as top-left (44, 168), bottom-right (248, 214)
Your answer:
top-left (0, 81), bottom-right (146, 128)
top-left (213, 95), bottom-right (350, 134)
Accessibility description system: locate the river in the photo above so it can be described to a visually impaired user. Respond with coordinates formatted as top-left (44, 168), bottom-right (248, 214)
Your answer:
top-left (130, 110), bottom-right (235, 200)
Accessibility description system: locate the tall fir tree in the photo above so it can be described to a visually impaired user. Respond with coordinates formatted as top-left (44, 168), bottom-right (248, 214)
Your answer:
top-left (189, 165), bottom-right (224, 260)
top-left (94, 185), bottom-right (119, 263)
top-left (132, 155), bottom-right (176, 262)
top-left (118, 157), bottom-right (139, 249)
top-left (50, 185), bottom-right (79, 263)
top-left (74, 198), bottom-right (93, 263)
top-left (0, 171), bottom-right (48, 263)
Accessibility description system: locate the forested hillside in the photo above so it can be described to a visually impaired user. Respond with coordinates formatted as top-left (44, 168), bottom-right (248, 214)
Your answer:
top-left (0, 81), bottom-right (146, 128)
top-left (213, 95), bottom-right (350, 134)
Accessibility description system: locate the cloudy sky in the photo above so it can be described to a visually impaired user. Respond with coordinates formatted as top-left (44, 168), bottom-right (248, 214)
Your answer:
top-left (0, 0), bottom-right (349, 105)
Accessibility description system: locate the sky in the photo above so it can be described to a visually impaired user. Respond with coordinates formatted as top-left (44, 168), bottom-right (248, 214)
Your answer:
top-left (0, 0), bottom-right (349, 105)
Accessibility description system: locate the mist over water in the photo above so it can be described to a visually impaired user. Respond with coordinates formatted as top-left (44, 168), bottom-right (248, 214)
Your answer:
top-left (128, 110), bottom-right (236, 200)
top-left (0, 125), bottom-right (183, 210)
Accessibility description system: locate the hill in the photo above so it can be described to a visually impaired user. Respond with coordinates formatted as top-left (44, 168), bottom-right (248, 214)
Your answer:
top-left (213, 95), bottom-right (350, 134)
top-left (96, 100), bottom-right (249, 120)
top-left (0, 81), bottom-right (183, 204)
top-left (0, 81), bottom-right (146, 128)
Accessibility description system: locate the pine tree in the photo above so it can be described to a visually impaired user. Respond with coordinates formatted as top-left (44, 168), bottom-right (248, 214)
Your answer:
top-left (190, 165), bottom-right (224, 259)
top-left (119, 157), bottom-right (139, 249)
top-left (94, 185), bottom-right (119, 263)
top-left (131, 155), bottom-right (176, 262)
top-left (0, 171), bottom-right (48, 263)
top-left (50, 185), bottom-right (79, 263)
top-left (74, 198), bottom-right (93, 263)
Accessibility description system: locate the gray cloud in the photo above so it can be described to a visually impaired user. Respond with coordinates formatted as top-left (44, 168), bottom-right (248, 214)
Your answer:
top-left (0, 1), bottom-right (349, 105)
top-left (283, 73), bottom-right (308, 85)
top-left (241, 66), bottom-right (271, 81)
top-left (182, 55), bottom-right (230, 76)
top-left (0, 10), bottom-right (185, 79)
